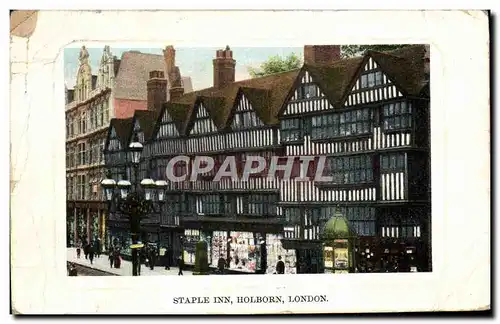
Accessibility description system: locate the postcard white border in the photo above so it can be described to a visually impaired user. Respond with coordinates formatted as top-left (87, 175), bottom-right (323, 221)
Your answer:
top-left (9, 10), bottom-right (490, 314)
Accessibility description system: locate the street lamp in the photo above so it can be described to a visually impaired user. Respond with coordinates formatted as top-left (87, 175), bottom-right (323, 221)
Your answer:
top-left (155, 180), bottom-right (168, 203)
top-left (101, 135), bottom-right (161, 276)
top-left (141, 178), bottom-right (156, 201)
top-left (128, 141), bottom-right (143, 165)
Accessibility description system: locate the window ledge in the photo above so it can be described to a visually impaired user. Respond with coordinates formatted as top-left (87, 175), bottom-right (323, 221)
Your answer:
top-left (315, 182), bottom-right (376, 189)
top-left (310, 133), bottom-right (373, 143)
top-left (281, 140), bottom-right (304, 145)
top-left (382, 128), bottom-right (413, 135)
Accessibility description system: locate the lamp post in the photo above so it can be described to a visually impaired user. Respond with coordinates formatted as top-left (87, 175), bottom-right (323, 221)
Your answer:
top-left (101, 136), bottom-right (166, 276)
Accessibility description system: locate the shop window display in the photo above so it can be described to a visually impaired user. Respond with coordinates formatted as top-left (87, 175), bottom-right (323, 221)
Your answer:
top-left (266, 234), bottom-right (297, 274)
top-left (228, 231), bottom-right (260, 273)
top-left (210, 231), bottom-right (228, 267)
top-left (183, 229), bottom-right (200, 265)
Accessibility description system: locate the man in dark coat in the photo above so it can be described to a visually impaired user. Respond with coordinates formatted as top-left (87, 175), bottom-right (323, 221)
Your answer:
top-left (178, 256), bottom-right (184, 276)
top-left (84, 242), bottom-right (90, 259)
top-left (88, 244), bottom-right (95, 265)
top-left (164, 246), bottom-right (171, 270)
top-left (217, 257), bottom-right (226, 274)
top-left (108, 248), bottom-right (114, 268)
top-left (95, 238), bottom-right (101, 258)
top-left (148, 245), bottom-right (157, 270)
top-left (276, 256), bottom-right (285, 274)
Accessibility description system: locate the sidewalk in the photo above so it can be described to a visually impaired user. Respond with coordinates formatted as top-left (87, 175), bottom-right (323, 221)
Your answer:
top-left (67, 248), bottom-right (192, 276)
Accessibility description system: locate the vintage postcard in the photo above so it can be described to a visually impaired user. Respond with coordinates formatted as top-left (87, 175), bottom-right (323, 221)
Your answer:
top-left (10, 10), bottom-right (490, 314)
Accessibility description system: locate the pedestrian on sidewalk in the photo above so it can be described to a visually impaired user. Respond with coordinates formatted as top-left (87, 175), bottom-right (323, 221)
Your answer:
top-left (217, 257), bottom-right (226, 275)
top-left (95, 238), bottom-right (101, 258)
top-left (276, 256), bottom-right (285, 274)
top-left (114, 249), bottom-right (122, 269)
top-left (88, 244), bottom-right (95, 265)
top-left (84, 242), bottom-right (90, 259)
top-left (76, 240), bottom-right (82, 259)
top-left (178, 256), bottom-right (184, 276)
top-left (148, 245), bottom-right (157, 270)
top-left (108, 249), bottom-right (114, 268)
top-left (164, 246), bottom-right (171, 270)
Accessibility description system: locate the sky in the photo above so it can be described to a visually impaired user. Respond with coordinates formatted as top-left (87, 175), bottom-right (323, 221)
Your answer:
top-left (64, 46), bottom-right (302, 91)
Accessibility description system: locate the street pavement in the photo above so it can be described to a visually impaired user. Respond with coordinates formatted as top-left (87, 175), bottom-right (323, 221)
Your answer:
top-left (67, 248), bottom-right (192, 276)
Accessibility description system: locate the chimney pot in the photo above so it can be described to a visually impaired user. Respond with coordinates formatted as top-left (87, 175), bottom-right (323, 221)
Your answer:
top-left (163, 46), bottom-right (176, 73)
top-left (213, 46), bottom-right (236, 89)
top-left (147, 70), bottom-right (167, 112)
top-left (149, 70), bottom-right (165, 79)
top-left (304, 45), bottom-right (341, 65)
top-left (169, 87), bottom-right (184, 101)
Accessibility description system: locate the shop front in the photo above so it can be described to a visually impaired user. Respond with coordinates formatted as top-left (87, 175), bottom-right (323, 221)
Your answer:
top-left (107, 221), bottom-right (131, 258)
top-left (77, 211), bottom-right (87, 243)
top-left (227, 231), bottom-right (262, 273)
top-left (67, 211), bottom-right (75, 247)
top-left (89, 211), bottom-right (99, 242)
top-left (182, 229), bottom-right (201, 266)
top-left (204, 230), bottom-right (265, 273)
top-left (183, 229), bottom-right (277, 274)
top-left (266, 234), bottom-right (297, 274)
top-left (180, 219), bottom-right (284, 274)
top-left (209, 231), bottom-right (229, 268)
top-left (157, 229), bottom-right (182, 266)
top-left (280, 239), bottom-right (322, 274)
top-left (208, 231), bottom-right (293, 274)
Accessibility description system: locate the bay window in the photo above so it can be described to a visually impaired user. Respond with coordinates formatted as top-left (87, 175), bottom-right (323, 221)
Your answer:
top-left (380, 153), bottom-right (405, 173)
top-left (382, 101), bottom-right (412, 131)
top-left (345, 206), bottom-right (376, 236)
top-left (326, 155), bottom-right (373, 185)
top-left (246, 194), bottom-right (277, 216)
top-left (201, 194), bottom-right (221, 215)
top-left (281, 118), bottom-right (301, 143)
top-left (311, 108), bottom-right (373, 140)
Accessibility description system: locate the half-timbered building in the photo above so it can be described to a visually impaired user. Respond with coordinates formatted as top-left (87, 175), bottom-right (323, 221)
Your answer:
top-left (66, 45), bottom-right (193, 250)
top-left (277, 46), bottom-right (430, 273)
top-left (104, 44), bottom-right (431, 273)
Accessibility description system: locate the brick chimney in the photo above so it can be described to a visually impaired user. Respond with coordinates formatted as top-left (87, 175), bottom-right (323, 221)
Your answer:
top-left (304, 45), bottom-right (341, 65)
top-left (213, 45), bottom-right (236, 89)
top-left (163, 45), bottom-right (176, 74)
top-left (147, 70), bottom-right (167, 112)
top-left (170, 68), bottom-right (184, 101)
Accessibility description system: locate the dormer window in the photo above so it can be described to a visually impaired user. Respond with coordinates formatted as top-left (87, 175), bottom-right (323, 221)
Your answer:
top-left (298, 83), bottom-right (317, 100)
top-left (232, 111), bottom-right (262, 130)
top-left (361, 71), bottom-right (383, 89)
